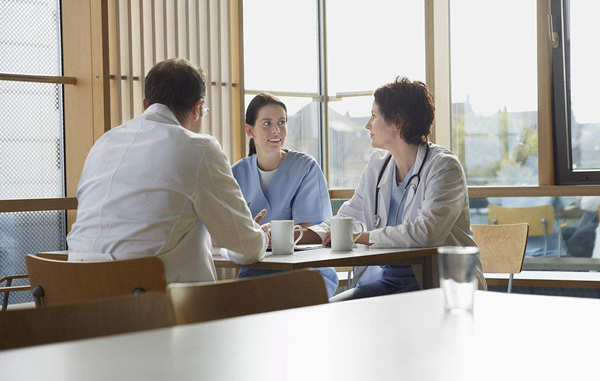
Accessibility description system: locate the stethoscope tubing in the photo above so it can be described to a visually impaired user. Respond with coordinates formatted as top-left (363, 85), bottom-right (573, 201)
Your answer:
top-left (373, 143), bottom-right (430, 228)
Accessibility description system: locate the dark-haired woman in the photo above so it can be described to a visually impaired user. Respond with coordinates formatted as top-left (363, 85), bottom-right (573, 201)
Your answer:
top-left (302, 77), bottom-right (487, 301)
top-left (231, 93), bottom-right (338, 297)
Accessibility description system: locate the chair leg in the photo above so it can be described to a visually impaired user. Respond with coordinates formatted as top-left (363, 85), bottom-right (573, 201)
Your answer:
top-left (541, 218), bottom-right (548, 256)
top-left (2, 278), bottom-right (12, 311)
top-left (507, 274), bottom-right (514, 293)
top-left (32, 285), bottom-right (44, 308)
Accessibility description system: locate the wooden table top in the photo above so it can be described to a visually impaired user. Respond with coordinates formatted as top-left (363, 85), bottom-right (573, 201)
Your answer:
top-left (2, 289), bottom-right (599, 380)
top-left (213, 245), bottom-right (438, 270)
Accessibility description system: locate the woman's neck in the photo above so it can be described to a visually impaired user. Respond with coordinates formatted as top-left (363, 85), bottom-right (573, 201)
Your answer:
top-left (388, 141), bottom-right (419, 182)
top-left (256, 149), bottom-right (285, 171)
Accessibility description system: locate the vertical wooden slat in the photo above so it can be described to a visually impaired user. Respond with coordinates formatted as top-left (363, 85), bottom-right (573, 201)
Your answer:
top-left (115, 0), bottom-right (123, 124)
top-left (537, 0), bottom-right (555, 185)
top-left (151, 0), bottom-right (156, 65)
top-left (163, 0), bottom-right (168, 59)
top-left (196, 0), bottom-right (201, 67)
top-left (230, 0), bottom-right (246, 162)
top-left (226, 0), bottom-right (234, 157)
top-left (216, 0), bottom-right (223, 143)
top-left (174, 0), bottom-right (179, 57)
top-left (185, 0), bottom-right (190, 59)
top-left (205, 0), bottom-right (213, 135)
top-left (139, 0), bottom-right (146, 99)
top-left (90, 0), bottom-right (111, 139)
top-left (127, 0), bottom-right (134, 119)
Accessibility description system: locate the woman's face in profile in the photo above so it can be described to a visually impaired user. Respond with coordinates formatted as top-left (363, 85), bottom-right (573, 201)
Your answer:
top-left (365, 101), bottom-right (400, 150)
top-left (250, 104), bottom-right (288, 154)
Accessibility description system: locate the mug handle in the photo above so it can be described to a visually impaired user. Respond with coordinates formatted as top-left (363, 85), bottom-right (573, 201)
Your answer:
top-left (293, 225), bottom-right (304, 246)
top-left (352, 222), bottom-right (365, 245)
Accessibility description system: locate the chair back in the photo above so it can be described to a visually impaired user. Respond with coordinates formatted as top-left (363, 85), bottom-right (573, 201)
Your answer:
top-left (168, 269), bottom-right (328, 325)
top-left (0, 293), bottom-right (174, 351)
top-left (26, 255), bottom-right (166, 307)
top-left (472, 223), bottom-right (529, 274)
top-left (487, 204), bottom-right (554, 236)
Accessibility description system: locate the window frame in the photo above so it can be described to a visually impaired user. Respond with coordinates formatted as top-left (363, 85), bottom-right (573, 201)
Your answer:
top-left (550, 0), bottom-right (600, 185)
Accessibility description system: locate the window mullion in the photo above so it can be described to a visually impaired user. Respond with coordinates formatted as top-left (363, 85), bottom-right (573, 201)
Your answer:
top-left (317, 0), bottom-right (330, 183)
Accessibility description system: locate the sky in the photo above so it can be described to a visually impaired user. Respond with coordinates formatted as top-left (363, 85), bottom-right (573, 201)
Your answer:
top-left (243, 0), bottom-right (599, 124)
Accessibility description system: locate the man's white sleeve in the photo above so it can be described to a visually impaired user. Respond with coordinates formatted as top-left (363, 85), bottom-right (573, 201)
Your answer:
top-left (194, 139), bottom-right (268, 265)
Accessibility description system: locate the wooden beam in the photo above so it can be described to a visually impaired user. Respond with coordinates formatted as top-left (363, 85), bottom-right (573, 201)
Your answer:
top-left (537, 0), bottom-right (555, 186)
top-left (0, 73), bottom-right (77, 85)
top-left (330, 185), bottom-right (600, 200)
top-left (0, 198), bottom-right (78, 213)
top-left (230, 0), bottom-right (246, 163)
top-left (424, 0), bottom-right (451, 150)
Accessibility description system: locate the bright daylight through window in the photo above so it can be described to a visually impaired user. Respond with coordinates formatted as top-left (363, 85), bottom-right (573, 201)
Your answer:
top-left (243, 0), bottom-right (425, 189)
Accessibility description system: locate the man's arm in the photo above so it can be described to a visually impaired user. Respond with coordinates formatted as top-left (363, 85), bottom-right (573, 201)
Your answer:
top-left (194, 140), bottom-right (267, 264)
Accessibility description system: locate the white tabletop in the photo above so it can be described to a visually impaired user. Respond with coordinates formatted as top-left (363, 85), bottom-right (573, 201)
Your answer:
top-left (213, 245), bottom-right (438, 270)
top-left (2, 289), bottom-right (598, 380)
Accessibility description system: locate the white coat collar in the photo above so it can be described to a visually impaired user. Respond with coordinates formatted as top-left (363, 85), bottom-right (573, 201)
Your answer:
top-left (377, 143), bottom-right (429, 189)
top-left (143, 103), bottom-right (182, 126)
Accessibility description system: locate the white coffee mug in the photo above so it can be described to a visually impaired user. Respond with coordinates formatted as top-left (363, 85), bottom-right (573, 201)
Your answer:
top-left (330, 217), bottom-right (365, 251)
top-left (271, 220), bottom-right (303, 255)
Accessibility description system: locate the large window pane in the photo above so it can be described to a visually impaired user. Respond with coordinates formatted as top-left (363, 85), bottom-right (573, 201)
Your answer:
top-left (568, 1), bottom-right (600, 171)
top-left (243, 0), bottom-right (318, 93)
top-left (0, 0), bottom-right (65, 305)
top-left (328, 96), bottom-right (373, 188)
top-left (326, 0), bottom-right (425, 95)
top-left (327, 0), bottom-right (425, 188)
top-left (470, 196), bottom-right (598, 260)
top-left (451, 0), bottom-right (537, 186)
top-left (0, 0), bottom-right (62, 76)
top-left (244, 95), bottom-right (320, 162)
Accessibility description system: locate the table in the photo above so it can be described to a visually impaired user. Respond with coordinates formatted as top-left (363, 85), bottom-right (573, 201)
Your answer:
top-left (2, 289), bottom-right (599, 380)
top-left (41, 247), bottom-right (439, 289)
top-left (213, 246), bottom-right (439, 288)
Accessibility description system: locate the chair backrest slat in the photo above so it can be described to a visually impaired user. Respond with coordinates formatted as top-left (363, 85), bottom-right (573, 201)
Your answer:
top-left (0, 293), bottom-right (174, 351)
top-left (472, 223), bottom-right (529, 274)
top-left (26, 255), bottom-right (166, 306)
top-left (487, 204), bottom-right (554, 236)
top-left (168, 269), bottom-right (328, 325)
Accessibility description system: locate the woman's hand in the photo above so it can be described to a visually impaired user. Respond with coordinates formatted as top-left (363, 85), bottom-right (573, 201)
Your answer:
top-left (253, 209), bottom-right (267, 224)
top-left (322, 231), bottom-right (332, 246)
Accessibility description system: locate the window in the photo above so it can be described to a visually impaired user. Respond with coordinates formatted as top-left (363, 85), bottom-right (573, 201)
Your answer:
top-left (243, 0), bottom-right (426, 188)
top-left (0, 0), bottom-right (66, 304)
top-left (450, 0), bottom-right (538, 186)
top-left (551, 0), bottom-right (600, 184)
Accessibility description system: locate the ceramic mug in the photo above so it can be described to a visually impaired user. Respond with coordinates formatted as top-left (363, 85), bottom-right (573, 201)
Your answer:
top-left (330, 217), bottom-right (365, 251)
top-left (271, 220), bottom-right (303, 255)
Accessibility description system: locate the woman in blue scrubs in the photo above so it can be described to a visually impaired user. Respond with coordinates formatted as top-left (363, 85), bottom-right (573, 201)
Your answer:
top-left (232, 93), bottom-right (338, 297)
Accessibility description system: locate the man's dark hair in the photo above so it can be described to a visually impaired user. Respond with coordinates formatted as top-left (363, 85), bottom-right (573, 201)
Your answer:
top-left (144, 58), bottom-right (206, 123)
top-left (374, 77), bottom-right (435, 145)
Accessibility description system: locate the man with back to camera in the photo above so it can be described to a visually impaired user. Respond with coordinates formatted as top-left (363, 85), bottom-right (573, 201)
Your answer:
top-left (67, 58), bottom-right (268, 283)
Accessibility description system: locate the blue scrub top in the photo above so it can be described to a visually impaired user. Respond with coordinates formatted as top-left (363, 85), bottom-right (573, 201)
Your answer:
top-left (232, 150), bottom-right (332, 224)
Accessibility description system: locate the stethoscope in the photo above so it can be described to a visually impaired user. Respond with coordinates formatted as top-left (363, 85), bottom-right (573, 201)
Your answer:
top-left (373, 143), bottom-right (430, 228)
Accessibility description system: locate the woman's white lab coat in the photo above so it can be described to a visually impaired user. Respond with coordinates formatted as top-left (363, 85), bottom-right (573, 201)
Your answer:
top-left (311, 142), bottom-right (487, 290)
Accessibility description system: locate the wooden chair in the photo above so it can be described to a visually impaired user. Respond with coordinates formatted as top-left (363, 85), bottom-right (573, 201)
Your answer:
top-left (472, 223), bottom-right (529, 293)
top-left (26, 255), bottom-right (167, 307)
top-left (335, 266), bottom-right (354, 288)
top-left (168, 269), bottom-right (329, 325)
top-left (0, 292), bottom-right (174, 351)
top-left (487, 204), bottom-right (553, 256)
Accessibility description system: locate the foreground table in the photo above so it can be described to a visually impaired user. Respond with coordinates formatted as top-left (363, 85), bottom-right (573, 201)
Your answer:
top-left (214, 246), bottom-right (438, 288)
top-left (2, 289), bottom-right (599, 380)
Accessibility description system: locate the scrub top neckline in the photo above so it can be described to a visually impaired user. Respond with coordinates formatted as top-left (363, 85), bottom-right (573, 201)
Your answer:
top-left (252, 150), bottom-right (295, 201)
